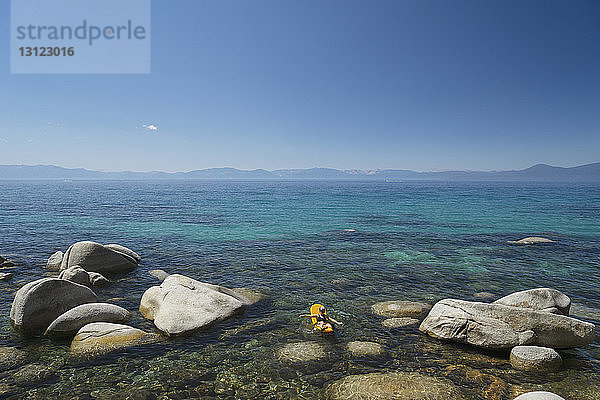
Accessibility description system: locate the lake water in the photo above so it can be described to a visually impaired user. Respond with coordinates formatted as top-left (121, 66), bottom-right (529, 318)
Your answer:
top-left (0, 180), bottom-right (599, 399)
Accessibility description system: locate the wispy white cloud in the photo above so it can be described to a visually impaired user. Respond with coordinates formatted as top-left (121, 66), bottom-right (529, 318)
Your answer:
top-left (142, 124), bottom-right (158, 132)
top-left (0, 137), bottom-right (7, 143)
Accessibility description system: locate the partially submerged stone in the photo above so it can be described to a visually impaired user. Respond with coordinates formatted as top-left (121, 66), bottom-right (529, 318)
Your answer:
top-left (12, 363), bottom-right (57, 387)
top-left (231, 288), bottom-right (267, 305)
top-left (0, 272), bottom-right (13, 281)
top-left (278, 341), bottom-right (326, 362)
top-left (140, 274), bottom-right (250, 335)
top-left (371, 301), bottom-right (432, 318)
top-left (494, 288), bottom-right (570, 315)
top-left (46, 303), bottom-right (130, 337)
top-left (513, 392), bottom-right (565, 400)
top-left (70, 322), bottom-right (161, 356)
top-left (0, 347), bottom-right (27, 372)
top-left (10, 278), bottom-right (97, 335)
top-left (60, 241), bottom-right (139, 274)
top-left (58, 266), bottom-right (109, 287)
top-left (325, 372), bottom-right (465, 400)
top-left (419, 298), bottom-right (595, 350)
top-left (104, 244), bottom-right (142, 263)
top-left (148, 269), bottom-right (170, 281)
top-left (507, 237), bottom-right (554, 245)
top-left (510, 346), bottom-right (562, 371)
top-left (46, 251), bottom-right (63, 270)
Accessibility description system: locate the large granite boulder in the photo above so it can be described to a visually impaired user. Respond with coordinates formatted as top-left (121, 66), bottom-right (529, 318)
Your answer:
top-left (419, 299), bottom-right (595, 350)
top-left (45, 303), bottom-right (130, 337)
top-left (494, 288), bottom-right (570, 315)
top-left (10, 278), bottom-right (97, 335)
top-left (510, 346), bottom-right (562, 371)
top-left (70, 322), bottom-right (160, 356)
top-left (371, 301), bottom-right (432, 318)
top-left (60, 241), bottom-right (139, 274)
top-left (58, 266), bottom-right (109, 287)
top-left (325, 372), bottom-right (465, 400)
top-left (139, 274), bottom-right (250, 335)
top-left (46, 251), bottom-right (63, 270)
top-left (104, 244), bottom-right (141, 263)
top-left (507, 237), bottom-right (554, 245)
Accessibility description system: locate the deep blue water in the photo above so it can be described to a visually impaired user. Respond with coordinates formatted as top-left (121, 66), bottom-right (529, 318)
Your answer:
top-left (0, 180), bottom-right (599, 399)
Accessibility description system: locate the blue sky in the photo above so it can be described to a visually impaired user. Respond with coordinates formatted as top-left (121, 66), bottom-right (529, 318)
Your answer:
top-left (0, 0), bottom-right (599, 172)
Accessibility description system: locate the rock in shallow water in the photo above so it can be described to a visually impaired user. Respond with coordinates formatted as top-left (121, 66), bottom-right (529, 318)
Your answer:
top-left (346, 341), bottom-right (385, 357)
top-left (104, 244), bottom-right (142, 263)
top-left (278, 341), bottom-right (326, 362)
top-left (419, 298), bottom-right (595, 350)
top-left (12, 363), bottom-right (57, 387)
top-left (510, 346), bottom-right (562, 371)
top-left (70, 322), bottom-right (161, 356)
top-left (325, 372), bottom-right (466, 400)
top-left (0, 347), bottom-right (27, 372)
top-left (371, 301), bottom-right (432, 318)
top-left (60, 241), bottom-right (138, 274)
top-left (58, 266), bottom-right (109, 287)
top-left (10, 278), bottom-right (98, 335)
top-left (46, 303), bottom-right (130, 337)
top-left (139, 274), bottom-right (250, 335)
top-left (46, 251), bottom-right (63, 270)
top-left (507, 237), bottom-right (554, 245)
top-left (494, 288), bottom-right (571, 315)
top-left (0, 272), bottom-right (13, 281)
top-left (382, 317), bottom-right (420, 328)
top-left (148, 269), bottom-right (170, 281)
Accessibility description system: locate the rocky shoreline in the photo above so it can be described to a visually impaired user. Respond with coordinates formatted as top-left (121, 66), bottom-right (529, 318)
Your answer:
top-left (0, 238), bottom-right (598, 399)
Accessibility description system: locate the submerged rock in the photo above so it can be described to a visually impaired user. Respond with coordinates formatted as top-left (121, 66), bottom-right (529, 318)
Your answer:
top-left (371, 300), bottom-right (432, 318)
top-left (60, 241), bottom-right (139, 274)
top-left (70, 322), bottom-right (161, 356)
top-left (473, 292), bottom-right (496, 300)
top-left (139, 274), bottom-right (250, 335)
top-left (507, 237), bottom-right (554, 245)
top-left (10, 278), bottom-right (98, 335)
top-left (46, 251), bottom-right (63, 270)
top-left (278, 341), bottom-right (326, 362)
top-left (325, 372), bottom-right (465, 400)
top-left (346, 341), bottom-right (385, 357)
top-left (494, 288), bottom-right (571, 315)
top-left (148, 269), bottom-right (170, 281)
top-left (382, 317), bottom-right (420, 328)
top-left (510, 346), bottom-right (562, 371)
top-left (46, 303), bottom-right (130, 337)
top-left (419, 298), bottom-right (595, 350)
top-left (513, 392), bottom-right (565, 400)
top-left (231, 288), bottom-right (267, 305)
top-left (13, 363), bottom-right (57, 387)
top-left (0, 347), bottom-right (27, 372)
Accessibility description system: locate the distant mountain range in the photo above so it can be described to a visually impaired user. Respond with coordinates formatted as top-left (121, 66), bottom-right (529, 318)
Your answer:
top-left (0, 162), bottom-right (599, 181)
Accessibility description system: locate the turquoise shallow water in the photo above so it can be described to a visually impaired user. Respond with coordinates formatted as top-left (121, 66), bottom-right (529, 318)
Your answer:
top-left (0, 180), bottom-right (599, 399)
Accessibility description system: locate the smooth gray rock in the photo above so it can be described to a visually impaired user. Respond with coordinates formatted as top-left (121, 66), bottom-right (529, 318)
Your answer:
top-left (0, 272), bottom-right (13, 281)
top-left (70, 322), bottom-right (161, 356)
top-left (58, 266), bottom-right (90, 287)
top-left (58, 266), bottom-right (109, 287)
top-left (419, 298), bottom-right (595, 350)
top-left (139, 274), bottom-right (250, 335)
top-left (510, 346), bottom-right (562, 371)
top-left (148, 269), bottom-right (170, 281)
top-left (494, 288), bottom-right (571, 316)
top-left (46, 251), bottom-right (63, 270)
top-left (88, 271), bottom-right (109, 286)
top-left (325, 372), bottom-right (466, 400)
top-left (371, 300), bottom-right (432, 318)
top-left (507, 237), bottom-right (554, 245)
top-left (513, 392), bottom-right (565, 400)
top-left (346, 341), bottom-right (385, 357)
top-left (46, 303), bottom-right (130, 337)
top-left (105, 244), bottom-right (141, 263)
top-left (382, 317), bottom-right (420, 328)
top-left (10, 278), bottom-right (97, 335)
top-left (278, 341), bottom-right (326, 362)
top-left (60, 241), bottom-right (138, 274)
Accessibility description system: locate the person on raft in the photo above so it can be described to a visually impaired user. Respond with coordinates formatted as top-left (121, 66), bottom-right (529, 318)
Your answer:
top-left (299, 306), bottom-right (343, 331)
